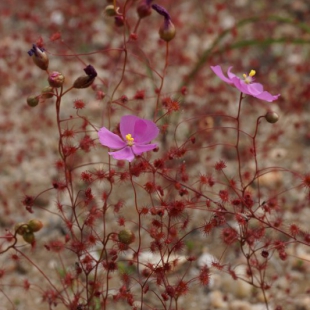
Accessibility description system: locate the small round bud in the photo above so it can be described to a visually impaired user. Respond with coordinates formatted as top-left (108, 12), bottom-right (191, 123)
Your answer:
top-left (130, 33), bottom-right (138, 41)
top-left (41, 86), bottom-right (54, 99)
top-left (121, 95), bottom-right (128, 103)
top-left (23, 231), bottom-right (35, 244)
top-left (27, 96), bottom-right (39, 107)
top-left (114, 16), bottom-right (124, 27)
top-left (28, 219), bottom-right (43, 232)
top-left (48, 72), bottom-right (65, 88)
top-left (159, 20), bottom-right (176, 42)
top-left (265, 111), bottom-right (279, 123)
top-left (279, 250), bottom-right (287, 261)
top-left (261, 250), bottom-right (269, 258)
top-left (96, 90), bottom-right (105, 100)
top-left (118, 229), bottom-right (135, 245)
top-left (137, 2), bottom-right (152, 18)
top-left (15, 223), bottom-right (29, 235)
top-left (105, 5), bottom-right (118, 16)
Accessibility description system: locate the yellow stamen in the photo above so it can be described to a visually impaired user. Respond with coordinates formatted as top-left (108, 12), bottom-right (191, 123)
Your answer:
top-left (249, 70), bottom-right (256, 77)
top-left (243, 69), bottom-right (256, 84)
top-left (125, 134), bottom-right (134, 146)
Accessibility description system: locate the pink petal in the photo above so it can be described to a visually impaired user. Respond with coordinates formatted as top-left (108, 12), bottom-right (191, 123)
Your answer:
top-left (211, 65), bottom-right (281, 102)
top-left (230, 77), bottom-right (251, 95)
top-left (133, 119), bottom-right (159, 143)
top-left (253, 91), bottom-right (280, 102)
top-left (210, 65), bottom-right (233, 84)
top-left (108, 147), bottom-right (135, 162)
top-left (132, 143), bottom-right (158, 155)
top-left (227, 66), bottom-right (238, 80)
top-left (120, 115), bottom-right (159, 144)
top-left (119, 115), bottom-right (140, 139)
top-left (98, 127), bottom-right (126, 149)
top-left (247, 83), bottom-right (264, 95)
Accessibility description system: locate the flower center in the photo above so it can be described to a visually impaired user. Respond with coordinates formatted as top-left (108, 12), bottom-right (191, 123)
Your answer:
top-left (125, 134), bottom-right (134, 146)
top-left (243, 69), bottom-right (256, 84)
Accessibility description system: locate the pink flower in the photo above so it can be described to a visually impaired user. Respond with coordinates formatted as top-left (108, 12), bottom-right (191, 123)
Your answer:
top-left (210, 65), bottom-right (280, 102)
top-left (98, 115), bottom-right (159, 162)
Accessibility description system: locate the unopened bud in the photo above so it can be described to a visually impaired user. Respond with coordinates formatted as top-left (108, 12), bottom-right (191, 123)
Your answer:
top-left (137, 1), bottom-right (152, 18)
top-left (15, 223), bottom-right (29, 235)
top-left (159, 20), bottom-right (176, 42)
top-left (105, 5), bottom-right (118, 16)
top-left (118, 229), bottom-right (135, 245)
top-left (23, 231), bottom-right (35, 244)
top-left (152, 4), bottom-right (176, 42)
top-left (265, 111), bottom-right (279, 124)
top-left (114, 16), bottom-right (124, 27)
top-left (28, 219), bottom-right (43, 232)
top-left (27, 96), bottom-right (39, 107)
top-left (73, 65), bottom-right (97, 89)
top-left (48, 72), bottom-right (65, 88)
top-left (28, 44), bottom-right (49, 71)
top-left (41, 86), bottom-right (54, 99)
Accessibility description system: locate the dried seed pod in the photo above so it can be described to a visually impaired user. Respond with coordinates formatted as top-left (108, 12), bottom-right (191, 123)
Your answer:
top-left (118, 229), bottom-right (135, 245)
top-left (28, 219), bottom-right (43, 232)
top-left (105, 5), bottom-right (118, 16)
top-left (265, 111), bottom-right (279, 123)
top-left (23, 232), bottom-right (35, 244)
top-left (41, 86), bottom-right (54, 99)
top-left (28, 44), bottom-right (49, 70)
top-left (15, 223), bottom-right (29, 235)
top-left (73, 65), bottom-right (97, 89)
top-left (27, 96), bottom-right (39, 107)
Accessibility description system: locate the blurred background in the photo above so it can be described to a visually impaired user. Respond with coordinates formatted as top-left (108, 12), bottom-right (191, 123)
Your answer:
top-left (1, 0), bottom-right (310, 309)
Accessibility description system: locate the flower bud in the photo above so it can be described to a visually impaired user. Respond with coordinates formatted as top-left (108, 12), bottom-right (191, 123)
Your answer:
top-left (152, 4), bottom-right (176, 42)
top-left (159, 20), bottom-right (176, 42)
top-left (73, 65), bottom-right (97, 89)
top-left (28, 219), bottom-right (43, 232)
top-left (23, 231), bottom-right (35, 244)
top-left (265, 111), bottom-right (279, 123)
top-left (137, 1), bottom-right (152, 18)
top-left (105, 5), bottom-right (118, 16)
top-left (28, 44), bottom-right (49, 70)
top-left (41, 86), bottom-right (54, 99)
top-left (48, 72), bottom-right (65, 88)
top-left (279, 250), bottom-right (287, 261)
top-left (27, 96), bottom-right (39, 107)
top-left (118, 229), bottom-right (135, 245)
top-left (15, 223), bottom-right (29, 235)
top-left (114, 16), bottom-right (124, 27)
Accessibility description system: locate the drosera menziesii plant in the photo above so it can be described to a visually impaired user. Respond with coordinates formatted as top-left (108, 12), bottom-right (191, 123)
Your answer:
top-left (1, 0), bottom-right (310, 309)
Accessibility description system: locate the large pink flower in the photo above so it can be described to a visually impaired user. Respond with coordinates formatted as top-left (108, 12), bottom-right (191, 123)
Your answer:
top-left (211, 65), bottom-right (280, 102)
top-left (98, 115), bottom-right (159, 162)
